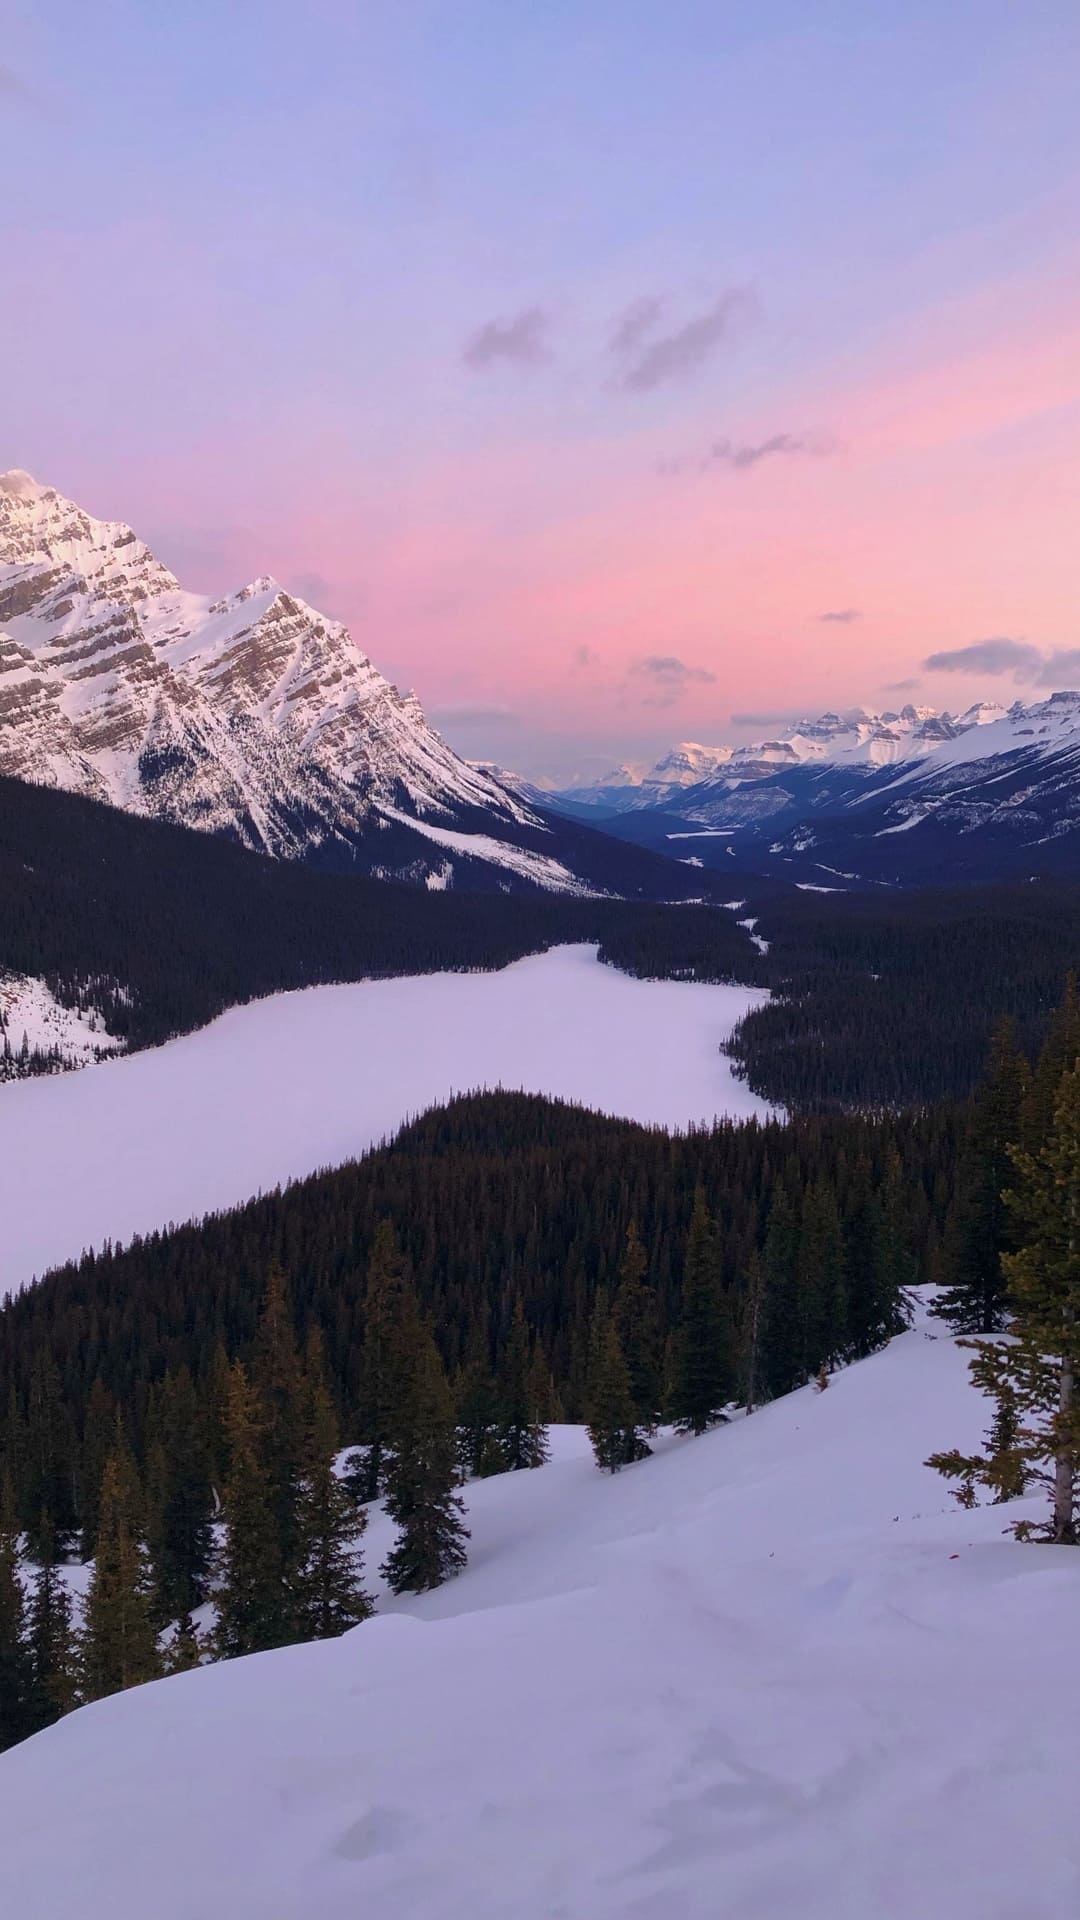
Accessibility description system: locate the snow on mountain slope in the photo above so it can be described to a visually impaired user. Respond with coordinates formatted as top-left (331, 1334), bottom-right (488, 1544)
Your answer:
top-left (559, 706), bottom-right (1009, 817)
top-left (3, 1296), bottom-right (1078, 1920)
top-left (0, 470), bottom-right (609, 889)
top-left (0, 945), bottom-right (771, 1293)
top-left (0, 971), bottom-right (123, 1075)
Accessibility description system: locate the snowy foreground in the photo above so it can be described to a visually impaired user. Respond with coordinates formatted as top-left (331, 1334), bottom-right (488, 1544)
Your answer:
top-left (0, 945), bottom-right (770, 1294)
top-left (3, 1299), bottom-right (1079, 1920)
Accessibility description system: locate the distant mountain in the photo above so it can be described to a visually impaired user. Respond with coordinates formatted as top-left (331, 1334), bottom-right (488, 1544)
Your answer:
top-left (557, 704), bottom-right (1008, 816)
top-left (559, 696), bottom-right (1080, 886)
top-left (0, 472), bottom-right (702, 901)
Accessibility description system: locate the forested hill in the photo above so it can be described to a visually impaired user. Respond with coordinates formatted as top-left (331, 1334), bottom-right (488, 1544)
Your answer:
top-left (0, 775), bottom-right (759, 1062)
top-left (730, 879), bottom-right (1080, 1111)
top-left (0, 1087), bottom-right (959, 1552)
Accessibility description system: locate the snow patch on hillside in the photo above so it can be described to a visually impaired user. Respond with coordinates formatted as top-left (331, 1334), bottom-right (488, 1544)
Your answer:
top-left (2, 1297), bottom-right (1078, 1920)
top-left (0, 945), bottom-right (771, 1293)
top-left (0, 973), bottom-right (123, 1073)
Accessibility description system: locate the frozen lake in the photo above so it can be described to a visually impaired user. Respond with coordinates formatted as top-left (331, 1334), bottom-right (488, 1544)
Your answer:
top-left (0, 944), bottom-right (772, 1293)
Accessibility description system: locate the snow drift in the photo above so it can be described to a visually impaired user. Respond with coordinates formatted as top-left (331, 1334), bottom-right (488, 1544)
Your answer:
top-left (2, 1296), bottom-right (1078, 1919)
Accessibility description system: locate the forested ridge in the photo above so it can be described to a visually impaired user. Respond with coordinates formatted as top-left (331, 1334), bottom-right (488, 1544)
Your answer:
top-left (0, 1089), bottom-right (958, 1544)
top-left (731, 879), bottom-right (1080, 1110)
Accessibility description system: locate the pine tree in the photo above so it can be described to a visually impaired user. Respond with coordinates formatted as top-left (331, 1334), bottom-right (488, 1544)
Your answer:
top-left (381, 1325), bottom-right (469, 1595)
top-left (79, 1377), bottom-right (117, 1558)
top-left (147, 1367), bottom-right (214, 1623)
top-left (586, 1297), bottom-right (645, 1473)
top-left (216, 1361), bottom-right (286, 1656)
top-left (348, 1223), bottom-right (413, 1501)
top-left (165, 1612), bottom-right (205, 1675)
top-left (669, 1190), bottom-right (731, 1433)
top-left (493, 1298), bottom-right (549, 1470)
top-left (1021, 972), bottom-right (1080, 1156)
top-left (740, 1249), bottom-right (767, 1415)
top-left (762, 1183), bottom-right (803, 1395)
top-left (935, 1018), bottom-right (1029, 1332)
top-left (799, 1181), bottom-right (848, 1375)
top-left (612, 1222), bottom-right (662, 1434)
top-left (0, 1472), bottom-right (33, 1751)
top-left (81, 1451), bottom-right (161, 1701)
top-left (929, 1061), bottom-right (1080, 1542)
top-left (252, 1265), bottom-right (304, 1597)
top-left (26, 1513), bottom-right (79, 1732)
top-left (292, 1334), bottom-right (371, 1639)
top-left (454, 1317), bottom-right (500, 1480)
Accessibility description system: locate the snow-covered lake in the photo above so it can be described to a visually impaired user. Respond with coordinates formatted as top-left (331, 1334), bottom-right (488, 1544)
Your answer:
top-left (0, 945), bottom-right (771, 1294)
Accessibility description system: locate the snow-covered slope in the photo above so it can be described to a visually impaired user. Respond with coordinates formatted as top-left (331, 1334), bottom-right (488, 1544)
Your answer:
top-left (0, 945), bottom-right (771, 1293)
top-left (3, 1295), bottom-right (1077, 1920)
top-left (0, 471), bottom-right (672, 895)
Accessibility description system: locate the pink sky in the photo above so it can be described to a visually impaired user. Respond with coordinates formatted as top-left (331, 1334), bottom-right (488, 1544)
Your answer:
top-left (5, 1), bottom-right (1080, 778)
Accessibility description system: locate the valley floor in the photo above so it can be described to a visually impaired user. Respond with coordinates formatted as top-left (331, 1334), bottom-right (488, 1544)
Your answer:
top-left (2, 1296), bottom-right (1077, 1919)
top-left (0, 944), bottom-right (770, 1293)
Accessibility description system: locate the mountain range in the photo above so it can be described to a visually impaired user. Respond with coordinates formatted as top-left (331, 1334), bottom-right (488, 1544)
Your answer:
top-left (550, 695), bottom-right (1080, 885)
top-left (0, 471), bottom-right (700, 902)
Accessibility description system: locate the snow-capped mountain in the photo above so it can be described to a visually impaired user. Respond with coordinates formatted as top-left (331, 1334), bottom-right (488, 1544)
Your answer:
top-left (560, 704), bottom-right (1007, 816)
top-left (0, 472), bottom-right (698, 899)
top-left (555, 694), bottom-right (1080, 885)
top-left (759, 689), bottom-right (1080, 883)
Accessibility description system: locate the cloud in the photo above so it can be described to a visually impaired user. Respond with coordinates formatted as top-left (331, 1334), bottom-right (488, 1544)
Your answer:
top-left (705, 430), bottom-right (838, 471)
top-left (462, 307), bottom-right (551, 371)
top-left (1037, 648), bottom-right (1080, 685)
top-left (659, 429), bottom-right (838, 477)
top-left (923, 637), bottom-right (1042, 680)
top-left (729, 710), bottom-right (801, 727)
top-left (631, 654), bottom-right (717, 708)
top-left (572, 644), bottom-right (599, 669)
top-left (612, 291), bottom-right (752, 392)
top-left (884, 678), bottom-right (920, 692)
top-left (819, 607), bottom-right (860, 624)
top-left (608, 297), bottom-right (665, 358)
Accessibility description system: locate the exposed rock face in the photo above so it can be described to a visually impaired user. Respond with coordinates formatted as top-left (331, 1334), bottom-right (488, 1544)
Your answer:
top-left (0, 470), bottom-right (534, 862)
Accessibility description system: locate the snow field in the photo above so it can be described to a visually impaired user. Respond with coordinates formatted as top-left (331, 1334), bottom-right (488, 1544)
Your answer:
top-left (3, 1298), bottom-right (1078, 1919)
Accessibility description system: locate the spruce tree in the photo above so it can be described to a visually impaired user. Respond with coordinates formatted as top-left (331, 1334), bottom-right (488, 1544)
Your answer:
top-left (935, 1018), bottom-right (1029, 1332)
top-left (799, 1181), bottom-right (848, 1376)
top-left (165, 1612), bottom-right (205, 1675)
top-left (586, 1298), bottom-right (645, 1472)
top-left (381, 1325), bottom-right (468, 1595)
top-left (0, 1473), bottom-right (33, 1751)
top-left (252, 1266), bottom-right (304, 1598)
top-left (349, 1223), bottom-right (412, 1501)
top-left (454, 1316), bottom-right (500, 1480)
top-left (612, 1222), bottom-right (662, 1433)
top-left (494, 1298), bottom-right (550, 1470)
top-left (26, 1514), bottom-right (79, 1732)
top-left (216, 1361), bottom-right (287, 1656)
top-left (762, 1183), bottom-right (803, 1395)
top-left (929, 1061), bottom-right (1080, 1541)
top-left (81, 1451), bottom-right (161, 1701)
top-left (293, 1335), bottom-right (372, 1639)
top-left (147, 1367), bottom-right (214, 1623)
top-left (740, 1249), bottom-right (767, 1415)
top-left (669, 1190), bottom-right (731, 1433)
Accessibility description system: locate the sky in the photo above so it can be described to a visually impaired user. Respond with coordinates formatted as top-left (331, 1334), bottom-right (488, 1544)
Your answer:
top-left (3, 0), bottom-right (1080, 780)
